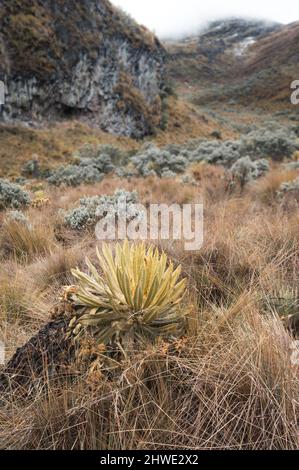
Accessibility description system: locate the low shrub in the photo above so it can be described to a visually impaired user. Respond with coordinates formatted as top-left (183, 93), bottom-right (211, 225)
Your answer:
top-left (131, 143), bottom-right (188, 177)
top-left (278, 178), bottom-right (299, 201)
top-left (75, 143), bottom-right (128, 167)
top-left (22, 158), bottom-right (40, 178)
top-left (64, 190), bottom-right (140, 231)
top-left (47, 165), bottom-right (104, 187)
top-left (230, 156), bottom-right (269, 189)
top-left (0, 179), bottom-right (31, 210)
top-left (47, 145), bottom-right (120, 187)
top-left (241, 127), bottom-right (298, 161)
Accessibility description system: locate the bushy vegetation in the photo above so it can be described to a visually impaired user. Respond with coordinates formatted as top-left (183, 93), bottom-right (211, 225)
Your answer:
top-left (4, 210), bottom-right (30, 227)
top-left (47, 144), bottom-right (122, 187)
top-left (230, 156), bottom-right (269, 189)
top-left (125, 125), bottom-right (298, 179)
top-left (183, 126), bottom-right (298, 167)
top-left (241, 126), bottom-right (298, 161)
top-left (74, 143), bottom-right (126, 168)
top-left (0, 178), bottom-right (31, 210)
top-left (21, 158), bottom-right (40, 178)
top-left (187, 139), bottom-right (241, 166)
top-left (47, 164), bottom-right (105, 187)
top-left (278, 178), bottom-right (299, 201)
top-left (64, 190), bottom-right (139, 230)
top-left (131, 143), bottom-right (188, 177)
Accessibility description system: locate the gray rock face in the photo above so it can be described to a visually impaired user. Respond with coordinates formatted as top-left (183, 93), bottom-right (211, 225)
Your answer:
top-left (0, 0), bottom-right (166, 138)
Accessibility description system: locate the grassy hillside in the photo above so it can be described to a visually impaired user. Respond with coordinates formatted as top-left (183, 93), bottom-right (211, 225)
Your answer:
top-left (166, 20), bottom-right (299, 110)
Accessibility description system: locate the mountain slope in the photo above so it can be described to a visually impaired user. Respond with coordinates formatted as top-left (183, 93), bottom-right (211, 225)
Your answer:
top-left (0, 0), bottom-right (166, 138)
top-left (165, 19), bottom-right (299, 110)
top-left (238, 21), bottom-right (299, 102)
top-left (165, 18), bottom-right (281, 83)
top-left (244, 21), bottom-right (299, 73)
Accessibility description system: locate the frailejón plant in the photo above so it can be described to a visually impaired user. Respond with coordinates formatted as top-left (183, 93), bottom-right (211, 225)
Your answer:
top-left (68, 241), bottom-right (187, 350)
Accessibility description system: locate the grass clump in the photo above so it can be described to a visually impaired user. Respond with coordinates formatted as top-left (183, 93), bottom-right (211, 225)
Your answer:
top-left (0, 273), bottom-right (30, 321)
top-left (0, 218), bottom-right (54, 261)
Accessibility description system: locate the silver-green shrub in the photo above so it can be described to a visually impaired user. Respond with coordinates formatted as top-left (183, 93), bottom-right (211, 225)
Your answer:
top-left (278, 178), bottom-right (299, 201)
top-left (47, 165), bottom-right (104, 187)
top-left (22, 158), bottom-right (40, 178)
top-left (131, 143), bottom-right (188, 177)
top-left (47, 144), bottom-right (119, 187)
top-left (5, 210), bottom-right (30, 227)
top-left (189, 140), bottom-right (242, 166)
top-left (240, 127), bottom-right (298, 161)
top-left (162, 125), bottom-right (298, 169)
top-left (75, 143), bottom-right (123, 168)
top-left (0, 179), bottom-right (31, 210)
top-left (230, 156), bottom-right (269, 188)
top-left (64, 190), bottom-right (140, 230)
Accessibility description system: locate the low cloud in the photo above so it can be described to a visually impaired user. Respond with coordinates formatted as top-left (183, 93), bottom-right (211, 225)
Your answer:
top-left (112, 0), bottom-right (298, 38)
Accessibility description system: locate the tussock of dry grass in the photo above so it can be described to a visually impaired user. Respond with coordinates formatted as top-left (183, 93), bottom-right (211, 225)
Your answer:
top-left (0, 166), bottom-right (298, 450)
top-left (0, 219), bottom-right (55, 262)
top-left (0, 302), bottom-right (297, 450)
top-left (29, 245), bottom-right (85, 290)
top-left (253, 168), bottom-right (299, 204)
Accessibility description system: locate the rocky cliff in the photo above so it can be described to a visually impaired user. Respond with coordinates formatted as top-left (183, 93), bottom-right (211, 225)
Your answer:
top-left (0, 0), bottom-right (166, 138)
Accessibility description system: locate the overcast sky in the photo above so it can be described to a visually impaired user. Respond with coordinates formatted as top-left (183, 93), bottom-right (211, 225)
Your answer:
top-left (111, 0), bottom-right (298, 38)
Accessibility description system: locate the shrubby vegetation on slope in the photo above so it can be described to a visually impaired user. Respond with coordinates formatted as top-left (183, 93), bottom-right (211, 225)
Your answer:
top-left (230, 156), bottom-right (269, 189)
top-left (131, 143), bottom-right (188, 177)
top-left (47, 146), bottom-right (116, 187)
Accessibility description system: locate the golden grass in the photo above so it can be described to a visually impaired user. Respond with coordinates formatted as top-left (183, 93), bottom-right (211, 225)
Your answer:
top-left (153, 97), bottom-right (237, 147)
top-left (0, 166), bottom-right (298, 449)
top-left (0, 218), bottom-right (55, 262)
top-left (253, 168), bottom-right (299, 204)
top-left (30, 245), bottom-right (86, 290)
top-left (0, 301), bottom-right (297, 450)
top-left (0, 122), bottom-right (138, 178)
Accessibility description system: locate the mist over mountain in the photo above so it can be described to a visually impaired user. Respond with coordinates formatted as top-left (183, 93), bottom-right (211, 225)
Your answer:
top-left (111, 0), bottom-right (298, 39)
top-left (165, 17), bottom-right (299, 109)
